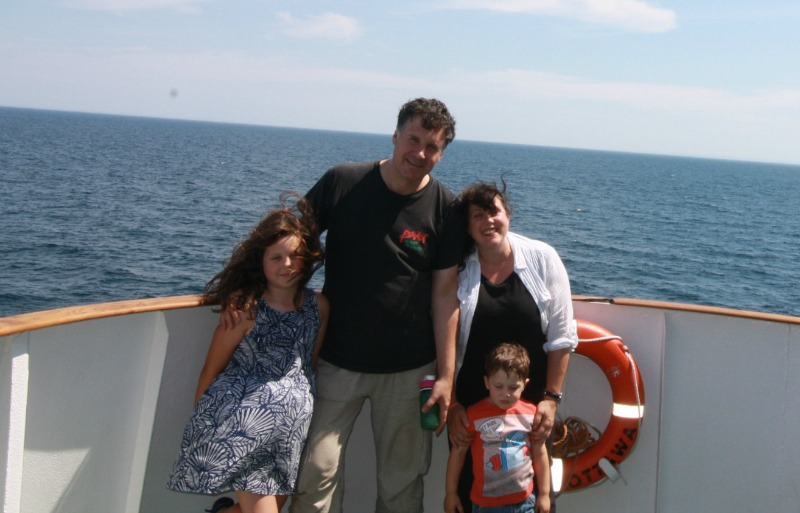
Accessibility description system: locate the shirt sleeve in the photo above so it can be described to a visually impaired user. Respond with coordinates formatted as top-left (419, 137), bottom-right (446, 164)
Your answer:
top-left (542, 244), bottom-right (578, 352)
top-left (304, 169), bottom-right (333, 232)
top-left (433, 195), bottom-right (466, 270)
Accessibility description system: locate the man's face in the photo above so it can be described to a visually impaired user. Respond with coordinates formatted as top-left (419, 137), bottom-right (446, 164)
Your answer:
top-left (390, 116), bottom-right (447, 186)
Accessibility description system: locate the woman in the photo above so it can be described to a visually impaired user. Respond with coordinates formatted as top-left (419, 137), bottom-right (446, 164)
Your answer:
top-left (447, 181), bottom-right (578, 512)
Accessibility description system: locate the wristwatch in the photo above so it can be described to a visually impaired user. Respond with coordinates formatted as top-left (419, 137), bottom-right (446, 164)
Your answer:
top-left (542, 390), bottom-right (563, 403)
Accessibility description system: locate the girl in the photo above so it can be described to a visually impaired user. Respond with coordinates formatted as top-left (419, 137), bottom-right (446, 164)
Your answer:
top-left (167, 194), bottom-right (329, 513)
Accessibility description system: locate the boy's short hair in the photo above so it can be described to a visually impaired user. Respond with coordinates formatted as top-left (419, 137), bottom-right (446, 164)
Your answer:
top-left (485, 343), bottom-right (531, 380)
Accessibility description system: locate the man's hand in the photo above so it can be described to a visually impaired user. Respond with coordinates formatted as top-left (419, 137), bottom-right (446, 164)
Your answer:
top-left (422, 376), bottom-right (452, 435)
top-left (219, 295), bottom-right (256, 330)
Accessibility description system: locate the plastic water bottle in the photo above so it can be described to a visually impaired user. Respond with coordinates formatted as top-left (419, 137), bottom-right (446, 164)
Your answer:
top-left (419, 375), bottom-right (440, 431)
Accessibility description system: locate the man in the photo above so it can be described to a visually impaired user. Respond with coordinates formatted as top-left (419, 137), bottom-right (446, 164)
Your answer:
top-left (289, 98), bottom-right (463, 513)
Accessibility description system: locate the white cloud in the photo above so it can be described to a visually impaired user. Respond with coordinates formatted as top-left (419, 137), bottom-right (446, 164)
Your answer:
top-left (63, 0), bottom-right (206, 13)
top-left (3, 42), bottom-right (797, 163)
top-left (277, 12), bottom-right (363, 42)
top-left (452, 68), bottom-right (800, 113)
top-left (441, 0), bottom-right (677, 32)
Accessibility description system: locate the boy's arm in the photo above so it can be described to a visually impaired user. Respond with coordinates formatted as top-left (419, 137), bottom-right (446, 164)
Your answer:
top-left (531, 438), bottom-right (552, 513)
top-left (444, 443), bottom-right (468, 513)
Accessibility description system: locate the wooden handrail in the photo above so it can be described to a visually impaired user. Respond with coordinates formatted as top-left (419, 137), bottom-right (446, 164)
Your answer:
top-left (0, 295), bottom-right (204, 337)
top-left (2, 294), bottom-right (798, 337)
top-left (572, 295), bottom-right (800, 325)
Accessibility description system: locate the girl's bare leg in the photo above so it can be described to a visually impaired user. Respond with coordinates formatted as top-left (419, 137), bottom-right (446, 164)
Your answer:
top-left (276, 495), bottom-right (288, 511)
top-left (235, 491), bottom-right (286, 513)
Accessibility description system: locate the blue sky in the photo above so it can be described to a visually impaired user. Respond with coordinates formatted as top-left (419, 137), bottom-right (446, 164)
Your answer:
top-left (2, 1), bottom-right (799, 165)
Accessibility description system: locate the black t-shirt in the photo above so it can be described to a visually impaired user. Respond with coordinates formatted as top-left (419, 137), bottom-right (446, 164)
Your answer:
top-left (456, 272), bottom-right (548, 407)
top-left (306, 161), bottom-right (464, 373)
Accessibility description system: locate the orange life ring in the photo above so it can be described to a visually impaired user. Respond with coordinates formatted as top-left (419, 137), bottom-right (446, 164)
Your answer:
top-left (554, 319), bottom-right (645, 493)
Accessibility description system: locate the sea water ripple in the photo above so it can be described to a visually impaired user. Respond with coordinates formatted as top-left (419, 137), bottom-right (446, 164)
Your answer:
top-left (1, 107), bottom-right (799, 317)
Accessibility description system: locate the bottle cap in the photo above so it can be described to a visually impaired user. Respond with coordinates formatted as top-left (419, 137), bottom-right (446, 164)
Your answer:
top-left (420, 374), bottom-right (436, 388)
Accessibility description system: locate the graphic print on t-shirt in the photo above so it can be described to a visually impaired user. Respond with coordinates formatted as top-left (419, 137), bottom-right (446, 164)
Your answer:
top-left (399, 228), bottom-right (430, 255)
top-left (476, 415), bottom-right (533, 498)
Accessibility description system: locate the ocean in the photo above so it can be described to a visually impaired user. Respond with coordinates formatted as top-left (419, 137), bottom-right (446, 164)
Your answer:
top-left (2, 106), bottom-right (799, 318)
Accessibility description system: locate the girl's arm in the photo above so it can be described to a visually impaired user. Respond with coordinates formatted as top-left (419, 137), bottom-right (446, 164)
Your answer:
top-left (444, 443), bottom-right (468, 513)
top-left (194, 318), bottom-right (252, 404)
top-left (531, 438), bottom-right (552, 513)
top-left (313, 292), bottom-right (330, 369)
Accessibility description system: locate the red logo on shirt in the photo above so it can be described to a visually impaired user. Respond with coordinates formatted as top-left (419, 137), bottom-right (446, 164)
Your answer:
top-left (400, 229), bottom-right (429, 244)
top-left (399, 229), bottom-right (429, 255)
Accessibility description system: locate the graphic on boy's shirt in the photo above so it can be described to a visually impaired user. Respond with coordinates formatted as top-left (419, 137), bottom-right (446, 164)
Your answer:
top-left (475, 415), bottom-right (533, 498)
top-left (486, 430), bottom-right (529, 471)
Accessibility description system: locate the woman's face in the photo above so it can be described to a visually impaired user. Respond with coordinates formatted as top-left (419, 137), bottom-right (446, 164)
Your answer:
top-left (467, 195), bottom-right (510, 251)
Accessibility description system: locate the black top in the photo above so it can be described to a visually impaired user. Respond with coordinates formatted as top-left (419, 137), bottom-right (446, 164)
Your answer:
top-left (306, 161), bottom-right (464, 373)
top-left (455, 272), bottom-right (548, 406)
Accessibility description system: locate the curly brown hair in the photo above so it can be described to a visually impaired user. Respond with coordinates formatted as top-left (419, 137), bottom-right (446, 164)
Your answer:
top-left (202, 193), bottom-right (323, 311)
top-left (485, 343), bottom-right (530, 381)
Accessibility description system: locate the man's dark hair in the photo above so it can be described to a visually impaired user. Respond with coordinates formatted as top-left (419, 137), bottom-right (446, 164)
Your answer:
top-left (396, 98), bottom-right (456, 148)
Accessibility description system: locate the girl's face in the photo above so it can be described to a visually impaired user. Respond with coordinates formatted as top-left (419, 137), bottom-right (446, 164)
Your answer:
top-left (467, 195), bottom-right (510, 252)
top-left (262, 235), bottom-right (303, 291)
top-left (483, 369), bottom-right (528, 410)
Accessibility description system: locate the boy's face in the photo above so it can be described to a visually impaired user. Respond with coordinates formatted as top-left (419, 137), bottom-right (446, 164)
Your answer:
top-left (484, 369), bottom-right (529, 409)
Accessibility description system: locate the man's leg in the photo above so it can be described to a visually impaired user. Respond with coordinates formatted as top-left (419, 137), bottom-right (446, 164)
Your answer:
top-left (290, 361), bottom-right (366, 513)
top-left (370, 363), bottom-right (435, 513)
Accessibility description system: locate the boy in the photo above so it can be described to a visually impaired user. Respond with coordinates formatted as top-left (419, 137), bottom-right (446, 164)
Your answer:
top-left (445, 343), bottom-right (551, 513)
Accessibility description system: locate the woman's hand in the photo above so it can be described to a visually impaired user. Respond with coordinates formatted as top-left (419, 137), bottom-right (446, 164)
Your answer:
top-left (532, 398), bottom-right (557, 441)
top-left (446, 403), bottom-right (472, 447)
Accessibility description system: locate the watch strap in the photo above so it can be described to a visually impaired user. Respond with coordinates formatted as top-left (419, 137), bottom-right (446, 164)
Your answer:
top-left (543, 390), bottom-right (563, 403)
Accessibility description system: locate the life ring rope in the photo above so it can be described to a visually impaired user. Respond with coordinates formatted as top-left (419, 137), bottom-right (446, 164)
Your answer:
top-left (623, 350), bottom-right (644, 426)
top-left (577, 333), bottom-right (645, 423)
top-left (599, 350), bottom-right (645, 422)
top-left (552, 320), bottom-right (646, 494)
top-left (577, 335), bottom-right (620, 344)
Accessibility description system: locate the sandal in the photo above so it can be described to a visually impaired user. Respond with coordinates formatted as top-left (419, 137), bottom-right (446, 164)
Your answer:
top-left (205, 496), bottom-right (235, 513)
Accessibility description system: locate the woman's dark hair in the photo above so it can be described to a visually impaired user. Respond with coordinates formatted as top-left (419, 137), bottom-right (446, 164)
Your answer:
top-left (202, 192), bottom-right (324, 311)
top-left (455, 179), bottom-right (512, 270)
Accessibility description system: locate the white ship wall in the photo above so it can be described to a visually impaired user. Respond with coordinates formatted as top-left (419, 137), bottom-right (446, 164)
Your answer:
top-left (1, 299), bottom-right (799, 512)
